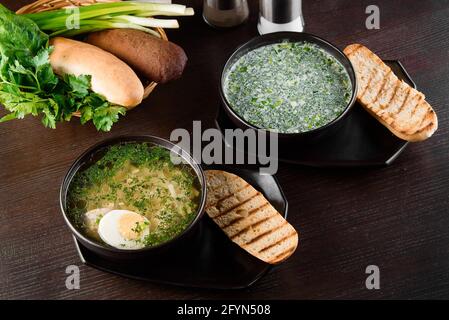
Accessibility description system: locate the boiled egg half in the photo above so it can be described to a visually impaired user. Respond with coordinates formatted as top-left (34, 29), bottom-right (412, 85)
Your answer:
top-left (84, 207), bottom-right (112, 240)
top-left (98, 210), bottom-right (150, 250)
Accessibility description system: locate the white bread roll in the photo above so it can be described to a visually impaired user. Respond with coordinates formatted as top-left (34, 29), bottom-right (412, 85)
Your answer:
top-left (49, 37), bottom-right (144, 108)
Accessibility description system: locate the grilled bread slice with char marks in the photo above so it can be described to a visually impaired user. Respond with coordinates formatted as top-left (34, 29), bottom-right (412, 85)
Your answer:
top-left (205, 170), bottom-right (298, 265)
top-left (344, 44), bottom-right (437, 142)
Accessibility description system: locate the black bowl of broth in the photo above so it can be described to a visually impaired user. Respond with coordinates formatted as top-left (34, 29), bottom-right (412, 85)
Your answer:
top-left (220, 32), bottom-right (358, 145)
top-left (60, 136), bottom-right (206, 260)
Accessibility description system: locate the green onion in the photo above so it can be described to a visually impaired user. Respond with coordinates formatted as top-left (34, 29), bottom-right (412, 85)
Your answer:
top-left (24, 1), bottom-right (194, 37)
top-left (113, 15), bottom-right (179, 29)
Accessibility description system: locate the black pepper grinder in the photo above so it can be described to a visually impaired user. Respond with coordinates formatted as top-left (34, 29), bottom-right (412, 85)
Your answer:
top-left (203, 0), bottom-right (249, 28)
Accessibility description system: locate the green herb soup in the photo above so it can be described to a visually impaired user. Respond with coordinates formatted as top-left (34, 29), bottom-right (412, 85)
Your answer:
top-left (67, 143), bottom-right (200, 247)
top-left (224, 41), bottom-right (352, 133)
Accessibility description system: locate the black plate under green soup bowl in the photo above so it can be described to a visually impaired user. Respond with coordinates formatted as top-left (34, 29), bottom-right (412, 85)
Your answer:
top-left (60, 136), bottom-right (207, 260)
top-left (219, 32), bottom-right (358, 145)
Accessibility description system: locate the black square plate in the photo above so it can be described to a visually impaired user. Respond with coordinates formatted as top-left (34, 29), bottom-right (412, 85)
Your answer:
top-left (216, 60), bottom-right (415, 167)
top-left (73, 165), bottom-right (289, 289)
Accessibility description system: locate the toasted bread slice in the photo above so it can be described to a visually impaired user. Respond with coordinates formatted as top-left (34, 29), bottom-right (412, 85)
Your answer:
top-left (205, 170), bottom-right (298, 264)
top-left (344, 44), bottom-right (437, 142)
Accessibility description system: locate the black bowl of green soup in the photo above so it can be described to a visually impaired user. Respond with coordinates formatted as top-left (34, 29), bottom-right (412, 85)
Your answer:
top-left (220, 32), bottom-right (358, 143)
top-left (60, 136), bottom-right (206, 260)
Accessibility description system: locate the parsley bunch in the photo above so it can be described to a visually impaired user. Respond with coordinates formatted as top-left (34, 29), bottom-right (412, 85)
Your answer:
top-left (0, 4), bottom-right (126, 131)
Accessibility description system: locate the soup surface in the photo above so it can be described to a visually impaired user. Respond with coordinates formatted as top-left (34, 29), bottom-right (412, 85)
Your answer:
top-left (224, 41), bottom-right (352, 133)
top-left (67, 143), bottom-right (200, 248)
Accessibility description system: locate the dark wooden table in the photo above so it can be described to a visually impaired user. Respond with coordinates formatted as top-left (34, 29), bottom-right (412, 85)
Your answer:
top-left (1, 0), bottom-right (448, 299)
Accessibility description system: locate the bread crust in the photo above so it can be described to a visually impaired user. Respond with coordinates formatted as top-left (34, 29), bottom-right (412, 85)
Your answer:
top-left (50, 37), bottom-right (144, 108)
top-left (344, 44), bottom-right (437, 142)
top-left (205, 170), bottom-right (298, 264)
